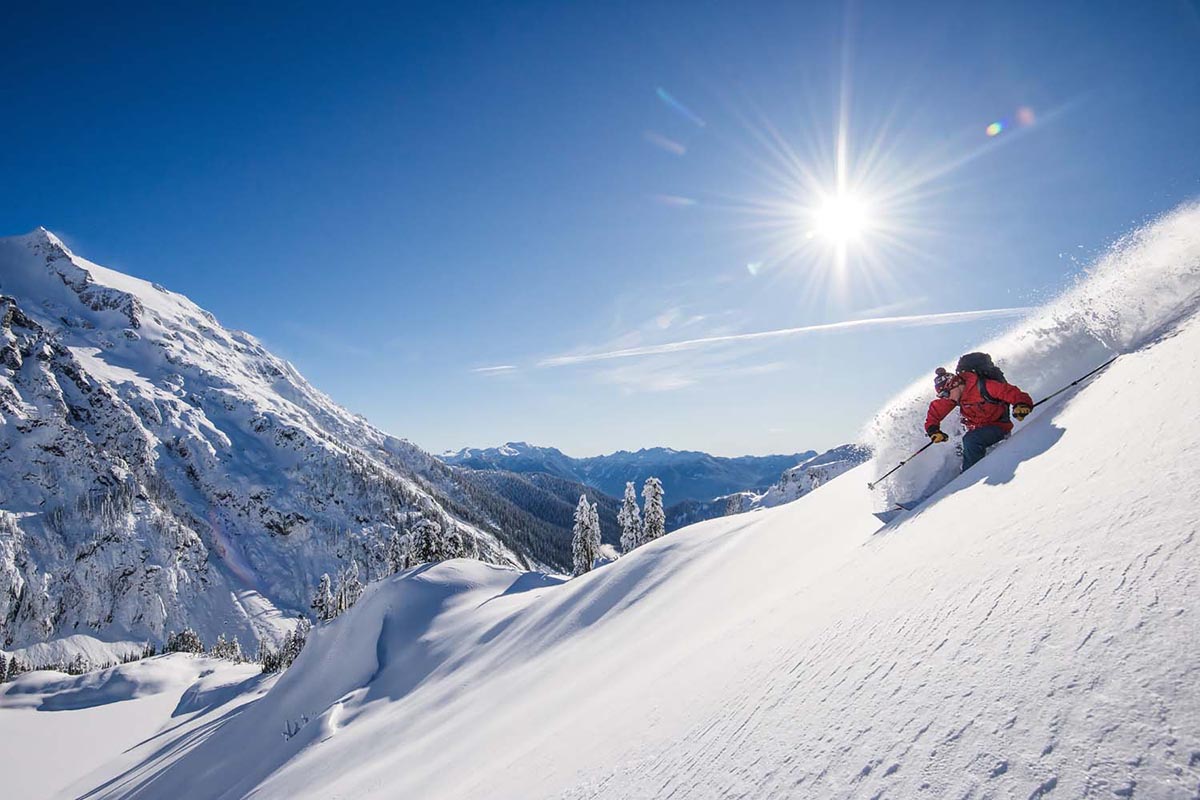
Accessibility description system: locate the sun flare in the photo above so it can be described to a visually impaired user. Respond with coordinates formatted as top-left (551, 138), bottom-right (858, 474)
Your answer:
top-left (811, 192), bottom-right (872, 245)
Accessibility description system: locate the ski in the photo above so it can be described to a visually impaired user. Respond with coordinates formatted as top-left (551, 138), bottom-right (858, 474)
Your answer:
top-left (872, 502), bottom-right (916, 525)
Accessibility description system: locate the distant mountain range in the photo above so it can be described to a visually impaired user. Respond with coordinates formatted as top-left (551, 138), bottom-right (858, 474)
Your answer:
top-left (668, 444), bottom-right (871, 528)
top-left (441, 442), bottom-right (816, 503)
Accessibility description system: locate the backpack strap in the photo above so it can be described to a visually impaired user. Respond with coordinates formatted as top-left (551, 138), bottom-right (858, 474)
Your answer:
top-left (973, 373), bottom-right (1011, 422)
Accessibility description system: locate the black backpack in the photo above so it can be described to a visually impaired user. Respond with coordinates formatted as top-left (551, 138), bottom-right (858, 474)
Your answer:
top-left (955, 352), bottom-right (1010, 421)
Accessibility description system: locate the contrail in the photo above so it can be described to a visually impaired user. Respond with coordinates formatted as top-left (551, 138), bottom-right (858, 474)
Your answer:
top-left (538, 307), bottom-right (1033, 367)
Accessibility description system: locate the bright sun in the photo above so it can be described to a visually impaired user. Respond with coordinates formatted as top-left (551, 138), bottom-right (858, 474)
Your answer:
top-left (811, 192), bottom-right (872, 245)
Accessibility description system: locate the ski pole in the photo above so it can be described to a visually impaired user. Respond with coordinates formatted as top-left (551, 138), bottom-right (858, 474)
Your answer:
top-left (1032, 355), bottom-right (1119, 408)
top-left (867, 440), bottom-right (934, 490)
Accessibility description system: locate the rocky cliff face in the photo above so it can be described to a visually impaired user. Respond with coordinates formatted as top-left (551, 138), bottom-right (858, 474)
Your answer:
top-left (0, 229), bottom-right (523, 651)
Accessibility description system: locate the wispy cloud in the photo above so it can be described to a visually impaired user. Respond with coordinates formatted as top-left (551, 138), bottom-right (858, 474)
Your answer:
top-left (539, 307), bottom-right (1032, 367)
top-left (472, 365), bottom-right (518, 374)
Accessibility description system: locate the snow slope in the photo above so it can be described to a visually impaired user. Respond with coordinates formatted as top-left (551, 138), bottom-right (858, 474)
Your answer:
top-left (66, 305), bottom-right (1200, 796)
top-left (9, 204), bottom-right (1200, 799)
top-left (0, 654), bottom-right (263, 799)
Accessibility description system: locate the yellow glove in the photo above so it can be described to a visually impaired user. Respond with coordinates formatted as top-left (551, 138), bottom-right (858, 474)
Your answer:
top-left (1012, 403), bottom-right (1032, 421)
top-left (928, 430), bottom-right (949, 443)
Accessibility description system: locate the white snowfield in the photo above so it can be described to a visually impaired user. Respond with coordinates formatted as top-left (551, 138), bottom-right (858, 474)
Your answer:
top-left (0, 655), bottom-right (264, 799)
top-left (3, 202), bottom-right (1199, 799)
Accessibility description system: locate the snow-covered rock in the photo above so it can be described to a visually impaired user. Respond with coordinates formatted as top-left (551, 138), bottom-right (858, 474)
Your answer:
top-left (0, 228), bottom-right (526, 654)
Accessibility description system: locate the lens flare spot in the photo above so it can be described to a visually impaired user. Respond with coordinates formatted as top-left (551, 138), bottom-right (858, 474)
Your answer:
top-left (643, 130), bottom-right (687, 156)
top-left (1016, 106), bottom-right (1036, 127)
top-left (986, 121), bottom-right (1004, 137)
top-left (655, 87), bottom-right (707, 128)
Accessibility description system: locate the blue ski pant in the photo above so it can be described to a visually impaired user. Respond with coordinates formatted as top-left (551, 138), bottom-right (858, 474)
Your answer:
top-left (962, 425), bottom-right (1008, 472)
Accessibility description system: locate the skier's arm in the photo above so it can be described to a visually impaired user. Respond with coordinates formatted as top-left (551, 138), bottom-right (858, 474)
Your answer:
top-left (987, 380), bottom-right (1033, 407)
top-left (925, 398), bottom-right (956, 434)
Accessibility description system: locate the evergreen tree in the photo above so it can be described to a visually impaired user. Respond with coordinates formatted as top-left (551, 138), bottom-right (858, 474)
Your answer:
top-left (228, 635), bottom-right (244, 663)
top-left (211, 633), bottom-right (228, 659)
top-left (411, 518), bottom-right (444, 563)
top-left (284, 617), bottom-right (310, 668)
top-left (165, 627), bottom-right (204, 654)
top-left (312, 573), bottom-right (335, 621)
top-left (618, 481), bottom-right (643, 553)
top-left (209, 633), bottom-right (244, 662)
top-left (588, 500), bottom-right (602, 553)
top-left (571, 495), bottom-right (601, 577)
top-left (0, 653), bottom-right (7, 682)
top-left (444, 526), bottom-right (464, 559)
top-left (642, 477), bottom-right (665, 544)
top-left (340, 561), bottom-right (364, 612)
top-left (459, 529), bottom-right (478, 560)
top-left (265, 632), bottom-right (290, 673)
top-left (255, 638), bottom-right (282, 671)
top-left (262, 617), bottom-right (312, 673)
top-left (386, 532), bottom-right (409, 574)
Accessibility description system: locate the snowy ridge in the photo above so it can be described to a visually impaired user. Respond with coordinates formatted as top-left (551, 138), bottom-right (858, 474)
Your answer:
top-left (33, 204), bottom-right (1200, 799)
top-left (0, 229), bottom-right (525, 653)
top-left (865, 201), bottom-right (1200, 506)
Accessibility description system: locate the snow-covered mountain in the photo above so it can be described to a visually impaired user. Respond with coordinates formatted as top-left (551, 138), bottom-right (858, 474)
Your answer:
top-left (668, 443), bottom-right (872, 527)
top-left (722, 443), bottom-right (870, 511)
top-left (4, 202), bottom-right (1199, 800)
top-left (442, 441), bottom-right (816, 502)
top-left (0, 228), bottom-right (540, 653)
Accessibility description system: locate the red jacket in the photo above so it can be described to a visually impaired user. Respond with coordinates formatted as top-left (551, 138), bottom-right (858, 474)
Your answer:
top-left (925, 372), bottom-right (1033, 434)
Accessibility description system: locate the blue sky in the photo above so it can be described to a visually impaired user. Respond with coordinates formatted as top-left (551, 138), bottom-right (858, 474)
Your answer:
top-left (3, 1), bottom-right (1198, 456)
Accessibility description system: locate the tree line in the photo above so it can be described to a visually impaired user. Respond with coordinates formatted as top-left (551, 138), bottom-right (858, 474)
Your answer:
top-left (572, 477), bottom-right (665, 576)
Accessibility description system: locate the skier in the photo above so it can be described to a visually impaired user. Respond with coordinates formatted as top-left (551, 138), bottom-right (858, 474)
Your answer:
top-left (925, 353), bottom-right (1034, 472)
